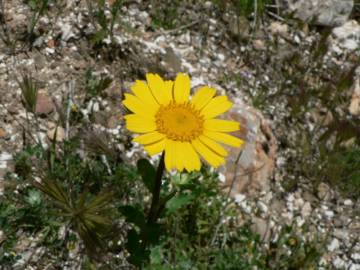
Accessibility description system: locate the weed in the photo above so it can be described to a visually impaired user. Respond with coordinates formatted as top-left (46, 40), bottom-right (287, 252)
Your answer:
top-left (86, 0), bottom-right (124, 45)
top-left (150, 0), bottom-right (181, 30)
top-left (24, 0), bottom-right (49, 43)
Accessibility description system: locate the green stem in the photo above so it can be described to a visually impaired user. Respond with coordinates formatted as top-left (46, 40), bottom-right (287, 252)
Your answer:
top-left (147, 151), bottom-right (165, 225)
top-left (140, 152), bottom-right (165, 254)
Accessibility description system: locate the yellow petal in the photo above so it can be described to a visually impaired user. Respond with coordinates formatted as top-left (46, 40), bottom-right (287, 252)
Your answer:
top-left (201, 96), bottom-right (232, 119)
top-left (165, 139), bottom-right (176, 171)
top-left (164, 80), bottom-right (174, 103)
top-left (133, 131), bottom-right (165, 145)
top-left (125, 114), bottom-right (156, 133)
top-left (191, 139), bottom-right (225, 168)
top-left (131, 80), bottom-right (159, 108)
top-left (174, 141), bottom-right (185, 171)
top-left (204, 119), bottom-right (240, 132)
top-left (174, 73), bottom-right (190, 103)
top-left (204, 131), bottom-right (244, 148)
top-left (123, 94), bottom-right (156, 119)
top-left (146, 74), bottom-right (172, 105)
top-left (199, 135), bottom-right (228, 156)
top-left (191, 86), bottom-right (216, 110)
top-left (182, 142), bottom-right (201, 171)
top-left (144, 139), bottom-right (166, 155)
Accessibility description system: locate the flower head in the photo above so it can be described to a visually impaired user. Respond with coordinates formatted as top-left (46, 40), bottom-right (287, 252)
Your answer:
top-left (123, 73), bottom-right (244, 172)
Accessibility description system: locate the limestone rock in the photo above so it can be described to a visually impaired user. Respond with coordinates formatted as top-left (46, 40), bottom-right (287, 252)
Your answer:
top-left (280, 0), bottom-right (353, 27)
top-left (330, 20), bottom-right (360, 53)
top-left (349, 78), bottom-right (360, 116)
top-left (36, 92), bottom-right (54, 116)
top-left (251, 217), bottom-right (270, 241)
top-left (222, 100), bottom-right (277, 197)
top-left (47, 127), bottom-right (65, 142)
top-left (0, 128), bottom-right (7, 139)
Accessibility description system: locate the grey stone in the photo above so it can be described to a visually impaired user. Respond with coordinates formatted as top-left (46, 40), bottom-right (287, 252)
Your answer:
top-left (280, 0), bottom-right (353, 27)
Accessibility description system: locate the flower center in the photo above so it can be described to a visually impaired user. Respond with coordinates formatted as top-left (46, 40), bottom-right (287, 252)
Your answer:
top-left (155, 102), bottom-right (204, 142)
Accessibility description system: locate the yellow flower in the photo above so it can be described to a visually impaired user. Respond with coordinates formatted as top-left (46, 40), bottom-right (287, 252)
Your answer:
top-left (123, 73), bottom-right (244, 172)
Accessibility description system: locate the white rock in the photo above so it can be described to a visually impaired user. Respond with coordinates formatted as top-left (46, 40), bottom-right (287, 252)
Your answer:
top-left (257, 201), bottom-right (268, 213)
top-left (350, 264), bottom-right (360, 270)
top-left (349, 78), bottom-right (360, 116)
top-left (92, 102), bottom-right (100, 112)
top-left (328, 238), bottom-right (340, 252)
top-left (331, 20), bottom-right (360, 52)
top-left (218, 173), bottom-right (226, 183)
top-left (344, 199), bottom-right (353, 206)
top-left (60, 22), bottom-right (76, 42)
top-left (234, 193), bottom-right (246, 204)
top-left (301, 202), bottom-right (312, 218)
top-left (333, 256), bottom-right (347, 268)
top-left (269, 22), bottom-right (288, 36)
top-left (0, 152), bottom-right (12, 169)
top-left (324, 210), bottom-right (334, 218)
top-left (352, 253), bottom-right (360, 262)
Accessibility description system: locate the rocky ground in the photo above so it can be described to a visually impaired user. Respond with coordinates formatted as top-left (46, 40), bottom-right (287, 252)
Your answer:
top-left (0, 0), bottom-right (359, 269)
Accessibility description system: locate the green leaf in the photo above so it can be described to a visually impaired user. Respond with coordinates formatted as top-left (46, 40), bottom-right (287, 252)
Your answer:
top-left (19, 75), bottom-right (38, 114)
top-left (166, 193), bottom-right (195, 214)
top-left (120, 205), bottom-right (146, 228)
top-left (25, 189), bottom-right (42, 207)
top-left (91, 29), bottom-right (107, 45)
top-left (143, 223), bottom-right (162, 246)
top-left (126, 229), bottom-right (148, 267)
top-left (137, 159), bottom-right (156, 193)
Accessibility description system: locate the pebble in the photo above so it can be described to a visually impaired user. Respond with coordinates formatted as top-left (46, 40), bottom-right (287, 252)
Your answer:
top-left (0, 128), bottom-right (7, 139)
top-left (36, 93), bottom-right (54, 116)
top-left (328, 238), bottom-right (340, 252)
top-left (47, 127), bottom-right (65, 142)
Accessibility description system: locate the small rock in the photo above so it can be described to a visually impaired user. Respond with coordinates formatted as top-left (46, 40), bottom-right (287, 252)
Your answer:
top-left (162, 47), bottom-right (182, 74)
top-left (349, 78), bottom-right (360, 116)
top-left (257, 201), bottom-right (268, 213)
top-left (0, 128), bottom-right (7, 139)
top-left (223, 101), bottom-right (276, 198)
top-left (36, 93), bottom-right (54, 116)
top-left (253, 39), bottom-right (266, 51)
top-left (333, 256), bottom-right (347, 269)
top-left (7, 102), bottom-right (20, 115)
top-left (107, 115), bottom-right (119, 129)
top-left (328, 238), bottom-right (340, 252)
top-left (251, 217), bottom-right (270, 241)
top-left (47, 127), bottom-right (65, 142)
top-left (269, 22), bottom-right (288, 36)
top-left (301, 202), bottom-right (312, 218)
top-left (317, 182), bottom-right (331, 200)
top-left (331, 20), bottom-right (360, 52)
top-left (281, 0), bottom-right (353, 27)
top-left (344, 199), bottom-right (353, 206)
top-left (60, 23), bottom-right (76, 42)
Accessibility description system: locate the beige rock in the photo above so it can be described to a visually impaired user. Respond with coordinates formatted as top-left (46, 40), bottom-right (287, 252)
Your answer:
top-left (317, 182), bottom-right (331, 201)
top-left (349, 78), bottom-right (360, 116)
top-left (253, 39), bottom-right (266, 51)
top-left (107, 115), bottom-right (119, 129)
top-left (280, 0), bottom-right (353, 27)
top-left (47, 127), bottom-right (65, 142)
top-left (7, 102), bottom-right (19, 115)
top-left (222, 101), bottom-right (277, 197)
top-left (330, 20), bottom-right (360, 52)
top-left (162, 47), bottom-right (182, 74)
top-left (251, 217), bottom-right (270, 241)
top-left (0, 128), bottom-right (7, 139)
top-left (36, 92), bottom-right (54, 116)
top-left (269, 22), bottom-right (288, 36)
